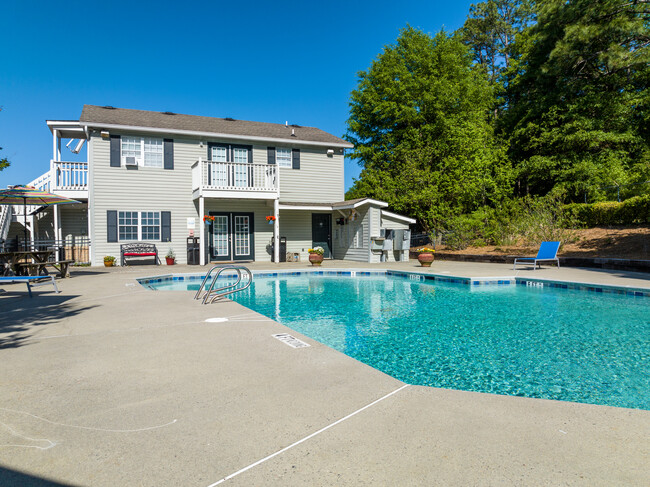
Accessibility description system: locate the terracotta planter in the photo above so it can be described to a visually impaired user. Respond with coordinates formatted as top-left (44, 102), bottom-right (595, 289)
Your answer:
top-left (309, 253), bottom-right (324, 266)
top-left (104, 261), bottom-right (114, 267)
top-left (166, 257), bottom-right (175, 265)
top-left (418, 253), bottom-right (434, 267)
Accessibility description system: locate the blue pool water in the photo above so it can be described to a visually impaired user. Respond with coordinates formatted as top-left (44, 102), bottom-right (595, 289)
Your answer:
top-left (148, 273), bottom-right (649, 410)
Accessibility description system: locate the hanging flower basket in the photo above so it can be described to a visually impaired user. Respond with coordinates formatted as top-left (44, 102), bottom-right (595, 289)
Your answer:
top-left (266, 215), bottom-right (277, 225)
top-left (203, 215), bottom-right (215, 223)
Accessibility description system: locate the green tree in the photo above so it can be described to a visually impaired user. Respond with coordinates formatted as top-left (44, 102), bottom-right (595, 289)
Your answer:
top-left (502, 0), bottom-right (650, 201)
top-left (345, 27), bottom-right (512, 232)
top-left (461, 0), bottom-right (535, 85)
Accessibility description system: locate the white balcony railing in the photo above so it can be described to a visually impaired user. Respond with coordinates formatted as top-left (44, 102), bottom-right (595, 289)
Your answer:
top-left (192, 159), bottom-right (278, 195)
top-left (51, 160), bottom-right (88, 192)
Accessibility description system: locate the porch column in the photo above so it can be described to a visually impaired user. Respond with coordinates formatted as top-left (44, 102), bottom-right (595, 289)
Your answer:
top-left (199, 196), bottom-right (206, 266)
top-left (273, 198), bottom-right (279, 264)
top-left (53, 205), bottom-right (60, 248)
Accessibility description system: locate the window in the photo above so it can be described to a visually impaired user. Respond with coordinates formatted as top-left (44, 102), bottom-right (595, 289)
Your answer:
top-left (118, 211), bottom-right (161, 241)
top-left (141, 212), bottom-right (160, 240)
top-left (121, 136), bottom-right (163, 167)
top-left (277, 148), bottom-right (292, 168)
top-left (211, 146), bottom-right (227, 162)
top-left (118, 211), bottom-right (138, 240)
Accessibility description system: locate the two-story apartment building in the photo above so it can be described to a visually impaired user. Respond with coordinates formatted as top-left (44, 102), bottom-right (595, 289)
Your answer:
top-left (4, 105), bottom-right (415, 265)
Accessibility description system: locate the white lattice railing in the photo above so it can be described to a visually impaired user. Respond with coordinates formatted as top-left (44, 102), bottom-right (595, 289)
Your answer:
top-left (0, 205), bottom-right (11, 243)
top-left (192, 159), bottom-right (278, 193)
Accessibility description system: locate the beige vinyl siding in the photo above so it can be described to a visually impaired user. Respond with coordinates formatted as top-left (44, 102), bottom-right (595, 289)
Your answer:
top-left (369, 207), bottom-right (383, 263)
top-left (381, 213), bottom-right (411, 262)
top-left (204, 199), bottom-right (274, 262)
top-left (381, 213), bottom-right (410, 230)
top-left (35, 210), bottom-right (54, 239)
top-left (88, 131), bottom-right (344, 265)
top-left (60, 204), bottom-right (89, 240)
top-left (332, 205), bottom-right (370, 262)
top-left (278, 148), bottom-right (344, 203)
top-left (277, 210), bottom-right (315, 262)
top-left (90, 133), bottom-right (203, 265)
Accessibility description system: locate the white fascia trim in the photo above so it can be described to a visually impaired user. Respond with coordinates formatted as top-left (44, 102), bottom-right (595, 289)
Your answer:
top-left (46, 120), bottom-right (85, 134)
top-left (81, 122), bottom-right (354, 149)
top-left (335, 198), bottom-right (389, 210)
top-left (381, 209), bottom-right (416, 224)
top-left (279, 204), bottom-right (334, 211)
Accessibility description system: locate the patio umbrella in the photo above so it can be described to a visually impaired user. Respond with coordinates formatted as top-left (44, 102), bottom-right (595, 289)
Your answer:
top-left (0, 185), bottom-right (80, 245)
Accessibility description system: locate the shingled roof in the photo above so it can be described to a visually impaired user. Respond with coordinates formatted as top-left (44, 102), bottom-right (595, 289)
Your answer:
top-left (79, 105), bottom-right (352, 147)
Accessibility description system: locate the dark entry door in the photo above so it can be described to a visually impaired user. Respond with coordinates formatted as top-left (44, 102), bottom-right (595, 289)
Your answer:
top-left (312, 213), bottom-right (332, 258)
top-left (209, 212), bottom-right (255, 261)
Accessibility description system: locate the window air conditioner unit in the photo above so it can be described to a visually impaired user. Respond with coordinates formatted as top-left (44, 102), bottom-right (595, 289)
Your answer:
top-left (125, 156), bottom-right (137, 166)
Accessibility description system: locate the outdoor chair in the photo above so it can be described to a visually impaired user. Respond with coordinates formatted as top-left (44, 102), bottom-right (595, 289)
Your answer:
top-left (513, 241), bottom-right (561, 270)
top-left (0, 275), bottom-right (60, 297)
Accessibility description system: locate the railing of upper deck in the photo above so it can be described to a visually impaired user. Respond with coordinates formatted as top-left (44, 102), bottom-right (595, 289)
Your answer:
top-left (51, 161), bottom-right (88, 191)
top-left (192, 159), bottom-right (278, 193)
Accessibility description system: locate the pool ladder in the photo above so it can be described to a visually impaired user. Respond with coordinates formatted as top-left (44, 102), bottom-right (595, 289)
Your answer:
top-left (194, 264), bottom-right (253, 304)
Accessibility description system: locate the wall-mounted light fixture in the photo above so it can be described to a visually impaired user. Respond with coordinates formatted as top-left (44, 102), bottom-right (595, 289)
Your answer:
top-left (100, 131), bottom-right (110, 139)
top-left (327, 149), bottom-right (334, 156)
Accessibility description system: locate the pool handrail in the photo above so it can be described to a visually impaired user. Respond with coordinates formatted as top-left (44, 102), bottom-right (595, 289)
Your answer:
top-left (194, 264), bottom-right (252, 304)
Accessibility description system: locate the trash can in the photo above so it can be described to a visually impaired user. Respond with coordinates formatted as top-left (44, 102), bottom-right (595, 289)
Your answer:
top-left (187, 237), bottom-right (200, 265)
top-left (271, 236), bottom-right (287, 262)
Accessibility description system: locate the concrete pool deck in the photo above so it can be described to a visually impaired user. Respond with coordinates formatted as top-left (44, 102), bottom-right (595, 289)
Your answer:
top-left (0, 260), bottom-right (648, 486)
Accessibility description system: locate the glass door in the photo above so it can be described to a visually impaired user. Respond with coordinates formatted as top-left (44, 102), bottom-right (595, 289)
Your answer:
top-left (210, 145), bottom-right (228, 187)
top-left (211, 213), bottom-right (230, 260)
top-left (233, 213), bottom-right (254, 260)
top-left (232, 147), bottom-right (249, 187)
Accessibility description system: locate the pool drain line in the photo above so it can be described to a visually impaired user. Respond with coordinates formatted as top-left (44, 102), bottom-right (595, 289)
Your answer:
top-left (206, 383), bottom-right (410, 486)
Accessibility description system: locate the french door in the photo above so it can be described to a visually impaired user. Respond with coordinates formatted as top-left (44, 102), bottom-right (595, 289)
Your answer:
top-left (209, 212), bottom-right (254, 261)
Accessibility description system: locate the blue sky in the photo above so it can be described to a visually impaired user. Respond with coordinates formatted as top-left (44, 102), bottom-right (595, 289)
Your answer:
top-left (1, 0), bottom-right (473, 191)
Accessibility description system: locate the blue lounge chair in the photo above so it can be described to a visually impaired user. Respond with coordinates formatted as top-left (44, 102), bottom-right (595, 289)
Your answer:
top-left (513, 241), bottom-right (561, 270)
top-left (0, 275), bottom-right (60, 297)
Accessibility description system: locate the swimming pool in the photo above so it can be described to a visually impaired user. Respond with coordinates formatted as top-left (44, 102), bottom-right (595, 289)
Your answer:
top-left (142, 272), bottom-right (650, 410)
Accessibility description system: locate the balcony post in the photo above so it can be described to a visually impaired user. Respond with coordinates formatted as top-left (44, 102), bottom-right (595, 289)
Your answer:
top-left (199, 196), bottom-right (206, 266)
top-left (273, 198), bottom-right (279, 264)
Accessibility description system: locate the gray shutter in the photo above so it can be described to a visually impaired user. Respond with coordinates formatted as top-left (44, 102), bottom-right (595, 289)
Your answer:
top-left (164, 139), bottom-right (174, 170)
top-left (107, 211), bottom-right (118, 242)
top-left (267, 147), bottom-right (275, 165)
top-left (110, 135), bottom-right (121, 167)
top-left (292, 148), bottom-right (300, 169)
top-left (161, 211), bottom-right (171, 242)
top-left (248, 146), bottom-right (253, 163)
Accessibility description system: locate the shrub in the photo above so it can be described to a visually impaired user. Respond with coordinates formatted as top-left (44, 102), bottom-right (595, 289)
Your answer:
top-left (563, 194), bottom-right (650, 226)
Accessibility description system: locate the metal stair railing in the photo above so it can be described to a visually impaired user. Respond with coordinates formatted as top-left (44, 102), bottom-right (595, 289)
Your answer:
top-left (194, 264), bottom-right (252, 304)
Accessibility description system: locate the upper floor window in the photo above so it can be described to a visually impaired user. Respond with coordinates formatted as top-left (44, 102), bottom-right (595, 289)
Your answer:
top-left (122, 136), bottom-right (163, 167)
top-left (276, 148), bottom-right (292, 168)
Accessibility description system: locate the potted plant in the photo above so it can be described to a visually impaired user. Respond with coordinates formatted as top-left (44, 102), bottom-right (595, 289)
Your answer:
top-left (165, 248), bottom-right (175, 265)
top-left (104, 256), bottom-right (116, 267)
top-left (416, 247), bottom-right (435, 267)
top-left (266, 215), bottom-right (276, 225)
top-left (308, 246), bottom-right (325, 266)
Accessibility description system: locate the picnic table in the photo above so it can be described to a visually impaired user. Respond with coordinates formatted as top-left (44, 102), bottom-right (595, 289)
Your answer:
top-left (0, 250), bottom-right (53, 276)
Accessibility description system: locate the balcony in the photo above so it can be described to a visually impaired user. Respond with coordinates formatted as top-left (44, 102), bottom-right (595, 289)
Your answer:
top-left (192, 159), bottom-right (279, 199)
top-left (50, 160), bottom-right (88, 199)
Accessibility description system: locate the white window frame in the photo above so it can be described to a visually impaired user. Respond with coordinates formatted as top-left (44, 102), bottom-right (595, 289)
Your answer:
top-left (121, 136), bottom-right (164, 168)
top-left (276, 148), bottom-right (292, 168)
top-left (118, 211), bottom-right (161, 241)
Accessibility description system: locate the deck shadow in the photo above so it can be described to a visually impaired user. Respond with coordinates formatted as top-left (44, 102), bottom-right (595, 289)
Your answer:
top-left (0, 294), bottom-right (97, 349)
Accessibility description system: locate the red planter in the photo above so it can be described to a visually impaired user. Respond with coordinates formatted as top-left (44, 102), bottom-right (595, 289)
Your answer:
top-left (417, 253), bottom-right (434, 267)
top-left (166, 257), bottom-right (175, 265)
top-left (309, 253), bottom-right (324, 266)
